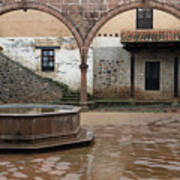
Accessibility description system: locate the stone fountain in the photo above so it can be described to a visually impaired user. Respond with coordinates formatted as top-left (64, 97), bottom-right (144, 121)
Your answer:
top-left (0, 104), bottom-right (93, 149)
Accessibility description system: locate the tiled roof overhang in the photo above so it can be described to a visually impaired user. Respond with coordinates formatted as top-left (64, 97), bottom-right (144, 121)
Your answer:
top-left (121, 30), bottom-right (180, 43)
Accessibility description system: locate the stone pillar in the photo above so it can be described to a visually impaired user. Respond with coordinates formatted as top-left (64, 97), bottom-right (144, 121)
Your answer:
top-left (21, 0), bottom-right (28, 12)
top-left (80, 47), bottom-right (89, 109)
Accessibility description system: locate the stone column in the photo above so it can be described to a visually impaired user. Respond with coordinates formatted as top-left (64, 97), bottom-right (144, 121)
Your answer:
top-left (80, 62), bottom-right (88, 108)
top-left (80, 47), bottom-right (89, 109)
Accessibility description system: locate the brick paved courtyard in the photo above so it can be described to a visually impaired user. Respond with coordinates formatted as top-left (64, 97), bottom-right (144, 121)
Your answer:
top-left (0, 112), bottom-right (180, 180)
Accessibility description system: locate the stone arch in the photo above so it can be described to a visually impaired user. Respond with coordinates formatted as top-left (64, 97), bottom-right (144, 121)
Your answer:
top-left (84, 0), bottom-right (180, 60)
top-left (0, 1), bottom-right (87, 106)
top-left (0, 1), bottom-right (83, 49)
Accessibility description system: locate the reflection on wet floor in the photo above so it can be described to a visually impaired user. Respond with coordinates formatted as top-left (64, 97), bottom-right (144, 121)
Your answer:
top-left (1, 118), bottom-right (180, 180)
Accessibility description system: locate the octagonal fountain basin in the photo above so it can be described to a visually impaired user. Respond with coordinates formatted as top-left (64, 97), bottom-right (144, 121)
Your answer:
top-left (0, 104), bottom-right (94, 150)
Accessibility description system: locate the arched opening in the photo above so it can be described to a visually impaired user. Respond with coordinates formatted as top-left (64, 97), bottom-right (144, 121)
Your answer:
top-left (0, 3), bottom-right (83, 48)
top-left (79, 1), bottom-right (180, 106)
top-left (1, 1), bottom-right (180, 106)
top-left (0, 9), bottom-right (83, 104)
top-left (85, 2), bottom-right (180, 49)
top-left (90, 8), bottom-right (180, 101)
top-left (0, 10), bottom-right (72, 37)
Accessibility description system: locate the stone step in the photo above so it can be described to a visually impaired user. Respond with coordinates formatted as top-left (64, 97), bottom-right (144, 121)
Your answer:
top-left (61, 98), bottom-right (80, 101)
top-left (59, 101), bottom-right (95, 106)
top-left (63, 95), bottom-right (80, 97)
top-left (0, 53), bottom-right (63, 104)
top-left (63, 94), bottom-right (92, 98)
top-left (62, 97), bottom-right (93, 101)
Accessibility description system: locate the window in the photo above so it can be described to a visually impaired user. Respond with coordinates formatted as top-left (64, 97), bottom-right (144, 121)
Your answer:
top-left (145, 62), bottom-right (160, 90)
top-left (41, 49), bottom-right (55, 72)
top-left (115, 33), bottom-right (119, 37)
top-left (137, 8), bottom-right (153, 29)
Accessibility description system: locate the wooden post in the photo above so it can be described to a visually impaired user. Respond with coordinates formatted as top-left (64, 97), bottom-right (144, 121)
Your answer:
top-left (174, 57), bottom-right (179, 97)
top-left (131, 53), bottom-right (135, 97)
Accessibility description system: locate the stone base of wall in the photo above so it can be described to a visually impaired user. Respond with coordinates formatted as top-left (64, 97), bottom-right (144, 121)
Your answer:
top-left (134, 89), bottom-right (172, 100)
top-left (0, 53), bottom-right (63, 104)
top-left (93, 47), bottom-right (131, 98)
top-left (94, 87), bottom-right (131, 98)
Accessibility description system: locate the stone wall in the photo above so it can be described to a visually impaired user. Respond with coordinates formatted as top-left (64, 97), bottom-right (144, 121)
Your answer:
top-left (93, 42), bottom-right (131, 98)
top-left (1, 0), bottom-right (180, 39)
top-left (1, 9), bottom-right (180, 38)
top-left (0, 53), bottom-right (63, 104)
top-left (98, 9), bottom-right (180, 37)
top-left (0, 37), bottom-right (93, 93)
top-left (1, 36), bottom-right (179, 101)
top-left (134, 49), bottom-right (177, 100)
top-left (93, 38), bottom-right (180, 100)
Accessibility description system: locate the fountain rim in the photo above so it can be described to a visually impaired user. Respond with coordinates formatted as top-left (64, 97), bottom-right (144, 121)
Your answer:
top-left (0, 104), bottom-right (81, 117)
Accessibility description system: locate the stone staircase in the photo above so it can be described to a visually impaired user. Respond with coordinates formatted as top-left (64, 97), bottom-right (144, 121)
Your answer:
top-left (60, 92), bottom-right (93, 106)
top-left (0, 53), bottom-right (63, 104)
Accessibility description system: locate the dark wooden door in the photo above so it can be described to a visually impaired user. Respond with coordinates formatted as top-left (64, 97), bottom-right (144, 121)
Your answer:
top-left (145, 62), bottom-right (160, 90)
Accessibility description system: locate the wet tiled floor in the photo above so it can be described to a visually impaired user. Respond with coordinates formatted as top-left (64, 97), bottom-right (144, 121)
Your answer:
top-left (1, 112), bottom-right (180, 180)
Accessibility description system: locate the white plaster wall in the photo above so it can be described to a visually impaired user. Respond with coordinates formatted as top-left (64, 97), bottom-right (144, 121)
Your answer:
top-left (0, 37), bottom-right (93, 94)
top-left (0, 37), bottom-right (121, 94)
top-left (92, 37), bottom-right (121, 48)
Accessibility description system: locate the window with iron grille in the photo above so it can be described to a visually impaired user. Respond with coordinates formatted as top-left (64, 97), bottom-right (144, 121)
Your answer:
top-left (145, 62), bottom-right (160, 90)
top-left (41, 49), bottom-right (55, 72)
top-left (137, 8), bottom-right (153, 29)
